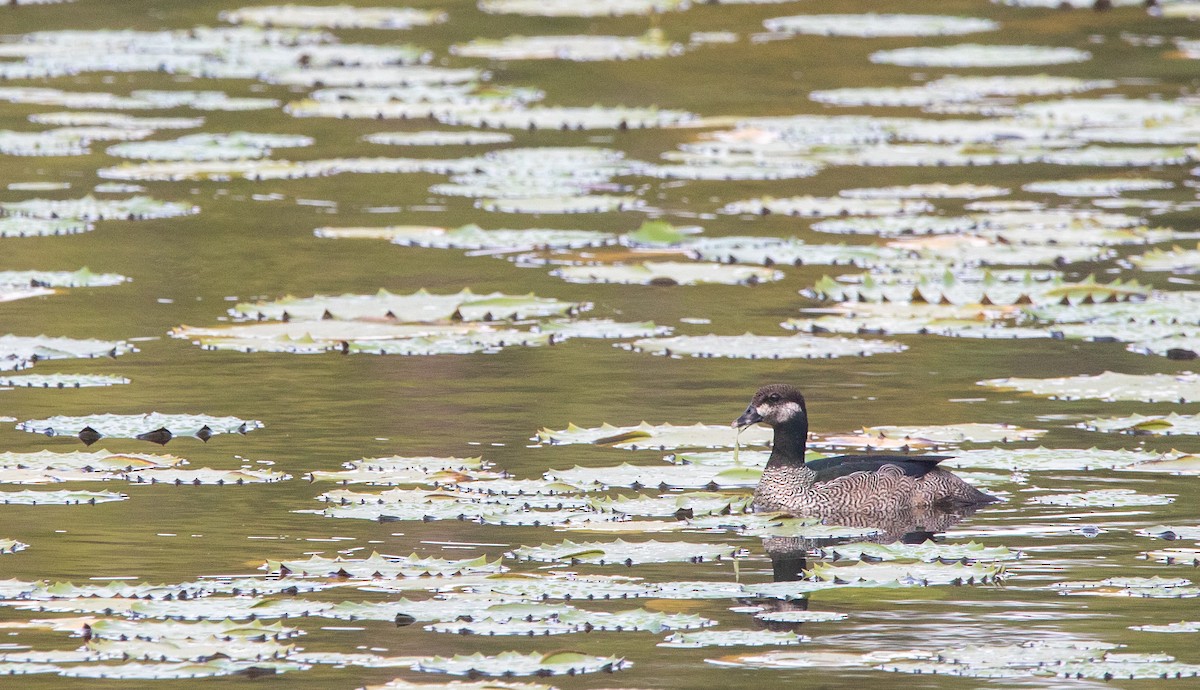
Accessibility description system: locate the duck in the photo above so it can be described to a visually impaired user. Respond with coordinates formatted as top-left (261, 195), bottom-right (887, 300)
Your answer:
top-left (734, 383), bottom-right (997, 514)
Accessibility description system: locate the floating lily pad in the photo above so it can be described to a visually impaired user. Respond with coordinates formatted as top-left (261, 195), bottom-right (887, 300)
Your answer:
top-left (708, 649), bottom-right (926, 670)
top-left (590, 492), bottom-right (752, 516)
top-left (126, 468), bottom-right (290, 485)
top-left (220, 5), bottom-right (447, 29)
top-left (688, 237), bottom-right (916, 268)
top-left (980, 371), bottom-right (1200, 402)
top-left (413, 651), bottom-right (629, 677)
top-left (0, 490), bottom-right (127, 505)
top-left (1131, 621), bottom-right (1200, 633)
top-left (535, 422), bottom-right (773, 449)
top-left (1029, 489), bottom-right (1174, 508)
top-left (1081, 413), bottom-right (1200, 436)
top-left (0, 374), bottom-right (129, 388)
top-left (721, 196), bottom-right (932, 217)
top-left (764, 14), bottom-right (996, 37)
top-left (440, 105), bottom-right (695, 131)
top-left (805, 560), bottom-right (1002, 585)
top-left (366, 681), bottom-right (555, 690)
top-left (0, 195), bottom-right (197, 220)
top-left (753, 611), bottom-right (849, 623)
top-left (814, 541), bottom-right (1018, 563)
top-left (363, 131), bottom-right (515, 146)
top-left (1130, 244), bottom-right (1200, 273)
top-left (478, 0), bottom-right (687, 16)
top-left (229, 289), bottom-right (584, 323)
top-left (0, 539), bottom-right (29, 554)
top-left (660, 630), bottom-right (808, 648)
top-left (945, 447), bottom-right (1170, 472)
top-left (1023, 178), bottom-right (1174, 197)
top-left (479, 195), bottom-right (643, 214)
top-left (16, 413), bottom-right (263, 444)
top-left (452, 32), bottom-right (682, 61)
top-left (57, 660), bottom-right (308, 679)
top-left (860, 423), bottom-right (1045, 444)
top-left (456, 573), bottom-right (660, 601)
top-left (266, 552), bottom-right (503, 579)
top-left (1138, 525), bottom-right (1200, 541)
top-left (107, 132), bottom-right (312, 161)
top-left (623, 333), bottom-right (906, 359)
top-left (317, 224), bottom-right (616, 251)
top-left (551, 262), bottom-right (783, 286)
top-left (548, 463), bottom-right (760, 490)
top-left (871, 44), bottom-right (1091, 67)
top-left (839, 183), bottom-right (1008, 200)
top-left (509, 539), bottom-right (739, 565)
top-left (0, 335), bottom-right (135, 369)
top-left (309, 455), bottom-right (498, 485)
top-left (1144, 548), bottom-right (1200, 566)
top-left (0, 217), bottom-right (92, 238)
top-left (1054, 576), bottom-right (1196, 599)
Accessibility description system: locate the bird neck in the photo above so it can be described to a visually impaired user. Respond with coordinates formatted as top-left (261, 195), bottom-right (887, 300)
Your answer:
top-left (766, 417), bottom-right (809, 469)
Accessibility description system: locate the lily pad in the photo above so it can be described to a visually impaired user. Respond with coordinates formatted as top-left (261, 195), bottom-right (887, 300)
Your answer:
top-left (16, 413), bottom-right (263, 443)
top-left (1131, 621), bottom-right (1200, 634)
top-left (0, 195), bottom-right (197, 220)
top-left (478, 0), bottom-right (686, 16)
top-left (945, 447), bottom-right (1170, 472)
top-left (980, 371), bottom-right (1200, 402)
top-left (660, 629), bottom-right (808, 648)
top-left (839, 183), bottom-right (1008, 199)
top-left (0, 374), bottom-right (129, 388)
top-left (440, 105), bottom-right (695, 131)
top-left (1029, 489), bottom-right (1175, 508)
top-left (366, 682), bottom-right (555, 690)
top-left (107, 132), bottom-right (312, 161)
top-left (0, 489), bottom-right (127, 505)
top-left (1081, 413), bottom-right (1200, 436)
top-left (219, 5), bottom-right (447, 29)
top-left (549, 464), bottom-right (760, 490)
top-left (551, 262), bottom-right (783, 286)
top-left (763, 14), bottom-right (997, 37)
top-left (871, 43), bottom-right (1091, 67)
top-left (753, 611), bottom-right (849, 623)
top-left (813, 541), bottom-right (1018, 563)
top-left (229, 289), bottom-right (584, 323)
top-left (623, 333), bottom-right (906, 359)
top-left (859, 423), bottom-right (1045, 444)
top-left (535, 422), bottom-right (773, 449)
top-left (413, 651), bottom-right (629, 677)
top-left (0, 539), bottom-right (29, 554)
top-left (1130, 244), bottom-right (1200, 273)
top-left (266, 552), bottom-right (504, 579)
top-left (509, 539), bottom-right (739, 565)
top-left (804, 560), bottom-right (1003, 585)
top-left (126, 468), bottom-right (290, 485)
top-left (452, 32), bottom-right (682, 62)
top-left (363, 131), bottom-right (515, 147)
top-left (721, 196), bottom-right (932, 217)
top-left (0, 335), bottom-right (135, 369)
top-left (317, 224), bottom-right (616, 250)
top-left (0, 217), bottom-right (92, 238)
top-left (1023, 178), bottom-right (1174, 197)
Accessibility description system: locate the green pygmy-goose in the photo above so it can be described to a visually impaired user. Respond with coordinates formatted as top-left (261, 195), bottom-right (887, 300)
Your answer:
top-left (735, 384), bottom-right (997, 514)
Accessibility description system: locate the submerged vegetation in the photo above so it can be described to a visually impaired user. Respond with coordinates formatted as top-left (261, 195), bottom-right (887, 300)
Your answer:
top-left (2, 0), bottom-right (1200, 687)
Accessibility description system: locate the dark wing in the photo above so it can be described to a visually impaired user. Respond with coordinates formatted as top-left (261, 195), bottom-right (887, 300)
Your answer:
top-left (807, 454), bottom-right (952, 482)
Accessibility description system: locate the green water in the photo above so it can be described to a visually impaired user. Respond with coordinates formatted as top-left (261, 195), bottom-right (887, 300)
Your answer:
top-left (2, 0), bottom-right (1200, 687)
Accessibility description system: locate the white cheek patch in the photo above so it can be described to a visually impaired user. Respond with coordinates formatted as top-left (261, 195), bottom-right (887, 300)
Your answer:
top-left (776, 401), bottom-right (802, 421)
top-left (759, 401), bottom-right (802, 422)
